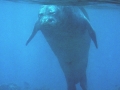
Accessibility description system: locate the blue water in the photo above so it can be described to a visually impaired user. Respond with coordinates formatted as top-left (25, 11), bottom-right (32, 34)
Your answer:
top-left (0, 1), bottom-right (120, 90)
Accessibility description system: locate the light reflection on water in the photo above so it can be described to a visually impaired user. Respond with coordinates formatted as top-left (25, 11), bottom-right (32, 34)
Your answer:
top-left (3, 0), bottom-right (120, 7)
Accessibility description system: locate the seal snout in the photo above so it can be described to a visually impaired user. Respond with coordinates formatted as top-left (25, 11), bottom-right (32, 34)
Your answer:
top-left (41, 16), bottom-right (56, 25)
top-left (48, 18), bottom-right (54, 23)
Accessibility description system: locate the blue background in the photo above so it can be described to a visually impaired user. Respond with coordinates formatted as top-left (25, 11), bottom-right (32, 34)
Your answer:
top-left (0, 1), bottom-right (120, 90)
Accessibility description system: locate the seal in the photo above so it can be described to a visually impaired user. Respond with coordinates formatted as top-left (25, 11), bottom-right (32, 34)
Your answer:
top-left (26, 5), bottom-right (98, 90)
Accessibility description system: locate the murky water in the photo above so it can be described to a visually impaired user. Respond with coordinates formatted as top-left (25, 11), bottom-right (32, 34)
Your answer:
top-left (0, 1), bottom-right (120, 90)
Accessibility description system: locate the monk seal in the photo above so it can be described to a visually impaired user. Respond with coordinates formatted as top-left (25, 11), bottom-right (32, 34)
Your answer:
top-left (26, 5), bottom-right (98, 90)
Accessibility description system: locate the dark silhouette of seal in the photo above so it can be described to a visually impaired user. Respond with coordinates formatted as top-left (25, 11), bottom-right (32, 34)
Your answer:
top-left (26, 5), bottom-right (98, 90)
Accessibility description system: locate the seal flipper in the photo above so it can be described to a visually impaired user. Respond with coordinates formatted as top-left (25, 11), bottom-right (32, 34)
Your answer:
top-left (26, 21), bottom-right (40, 46)
top-left (79, 7), bottom-right (89, 20)
top-left (88, 29), bottom-right (98, 48)
top-left (88, 27), bottom-right (98, 49)
top-left (79, 7), bottom-right (98, 48)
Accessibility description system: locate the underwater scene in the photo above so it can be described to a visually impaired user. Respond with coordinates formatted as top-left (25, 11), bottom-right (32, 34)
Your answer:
top-left (0, 1), bottom-right (120, 90)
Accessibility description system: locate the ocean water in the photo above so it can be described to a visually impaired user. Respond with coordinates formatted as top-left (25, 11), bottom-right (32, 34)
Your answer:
top-left (0, 1), bottom-right (120, 90)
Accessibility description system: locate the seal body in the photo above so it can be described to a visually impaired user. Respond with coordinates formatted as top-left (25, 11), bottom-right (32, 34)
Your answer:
top-left (26, 5), bottom-right (97, 90)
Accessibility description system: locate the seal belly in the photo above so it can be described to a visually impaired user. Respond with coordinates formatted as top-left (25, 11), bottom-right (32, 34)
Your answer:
top-left (42, 27), bottom-right (91, 83)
